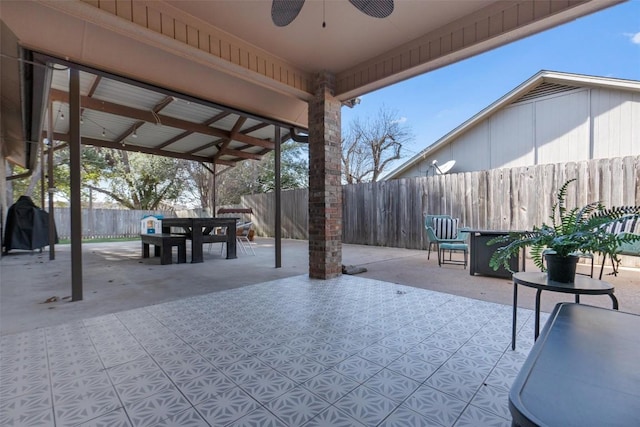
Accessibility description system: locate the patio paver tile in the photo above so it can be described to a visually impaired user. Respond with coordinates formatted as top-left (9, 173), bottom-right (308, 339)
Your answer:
top-left (0, 275), bottom-right (531, 427)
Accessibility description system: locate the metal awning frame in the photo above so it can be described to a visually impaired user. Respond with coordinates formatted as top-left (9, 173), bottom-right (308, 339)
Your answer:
top-left (25, 52), bottom-right (289, 301)
top-left (33, 52), bottom-right (305, 167)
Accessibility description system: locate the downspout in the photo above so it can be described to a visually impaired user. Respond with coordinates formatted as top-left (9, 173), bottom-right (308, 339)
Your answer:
top-left (199, 162), bottom-right (216, 215)
top-left (289, 128), bottom-right (308, 143)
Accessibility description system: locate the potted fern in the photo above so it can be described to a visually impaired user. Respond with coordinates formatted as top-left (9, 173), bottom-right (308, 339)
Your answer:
top-left (488, 179), bottom-right (640, 283)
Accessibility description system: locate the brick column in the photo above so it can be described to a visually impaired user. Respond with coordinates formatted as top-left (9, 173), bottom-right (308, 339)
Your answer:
top-left (308, 72), bottom-right (342, 279)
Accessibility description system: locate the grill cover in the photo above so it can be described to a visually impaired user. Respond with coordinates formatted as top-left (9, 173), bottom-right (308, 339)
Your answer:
top-left (3, 196), bottom-right (57, 252)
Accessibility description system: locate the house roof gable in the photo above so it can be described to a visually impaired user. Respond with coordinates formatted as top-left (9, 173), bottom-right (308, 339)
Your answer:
top-left (384, 70), bottom-right (640, 180)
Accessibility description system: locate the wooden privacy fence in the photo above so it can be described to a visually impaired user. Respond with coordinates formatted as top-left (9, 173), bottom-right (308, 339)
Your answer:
top-left (237, 188), bottom-right (309, 240)
top-left (52, 155), bottom-right (639, 267)
top-left (54, 209), bottom-right (171, 239)
top-left (241, 156), bottom-right (640, 253)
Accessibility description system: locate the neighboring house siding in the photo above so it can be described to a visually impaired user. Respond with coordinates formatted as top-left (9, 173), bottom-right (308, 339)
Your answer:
top-left (399, 161), bottom-right (423, 178)
top-left (592, 89), bottom-right (640, 159)
top-left (452, 122), bottom-right (490, 172)
top-left (535, 90), bottom-right (589, 164)
top-left (489, 102), bottom-right (535, 169)
top-left (390, 77), bottom-right (640, 179)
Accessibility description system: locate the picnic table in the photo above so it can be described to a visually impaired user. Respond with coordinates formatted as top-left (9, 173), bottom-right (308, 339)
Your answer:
top-left (161, 217), bottom-right (238, 263)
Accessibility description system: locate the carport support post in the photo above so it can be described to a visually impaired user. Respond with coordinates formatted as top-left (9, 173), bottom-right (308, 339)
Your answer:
top-left (308, 72), bottom-right (342, 279)
top-left (47, 100), bottom-right (55, 260)
top-left (211, 163), bottom-right (216, 216)
top-left (275, 126), bottom-right (282, 268)
top-left (69, 67), bottom-right (83, 301)
top-left (40, 134), bottom-right (45, 208)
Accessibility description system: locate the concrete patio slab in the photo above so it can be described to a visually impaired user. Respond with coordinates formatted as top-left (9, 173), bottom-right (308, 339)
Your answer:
top-left (2, 238), bottom-right (638, 426)
top-left (1, 238), bottom-right (639, 336)
top-left (2, 274), bottom-right (535, 426)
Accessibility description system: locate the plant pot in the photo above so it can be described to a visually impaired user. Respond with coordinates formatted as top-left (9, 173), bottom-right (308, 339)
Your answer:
top-left (545, 253), bottom-right (579, 283)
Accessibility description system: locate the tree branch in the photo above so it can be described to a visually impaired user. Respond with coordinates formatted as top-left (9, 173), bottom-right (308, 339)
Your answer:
top-left (84, 184), bottom-right (135, 209)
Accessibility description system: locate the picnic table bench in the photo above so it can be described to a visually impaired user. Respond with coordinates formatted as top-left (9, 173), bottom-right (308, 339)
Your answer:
top-left (140, 233), bottom-right (187, 265)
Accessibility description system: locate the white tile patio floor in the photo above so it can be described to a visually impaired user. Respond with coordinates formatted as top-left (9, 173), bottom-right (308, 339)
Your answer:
top-left (1, 275), bottom-right (544, 427)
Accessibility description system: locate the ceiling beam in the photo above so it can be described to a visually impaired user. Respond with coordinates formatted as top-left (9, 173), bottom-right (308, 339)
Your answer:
top-left (114, 96), bottom-right (175, 144)
top-left (152, 96), bottom-right (176, 113)
top-left (43, 141), bottom-right (69, 154)
top-left (87, 75), bottom-right (102, 97)
top-left (241, 122), bottom-right (270, 134)
top-left (189, 115), bottom-right (273, 155)
top-left (186, 139), bottom-right (223, 155)
top-left (155, 111), bottom-right (231, 149)
top-left (80, 75), bottom-right (101, 119)
top-left (230, 141), bottom-right (275, 156)
top-left (218, 148), bottom-right (262, 160)
top-left (49, 89), bottom-right (275, 149)
top-left (114, 123), bottom-right (141, 145)
top-left (213, 117), bottom-right (246, 160)
top-left (51, 132), bottom-right (235, 166)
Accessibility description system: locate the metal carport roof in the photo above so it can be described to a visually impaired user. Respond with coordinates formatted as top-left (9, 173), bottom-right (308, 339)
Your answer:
top-left (40, 54), bottom-right (303, 167)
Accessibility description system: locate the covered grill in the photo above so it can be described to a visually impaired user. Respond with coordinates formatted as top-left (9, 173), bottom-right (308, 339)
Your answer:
top-left (3, 196), bottom-right (57, 253)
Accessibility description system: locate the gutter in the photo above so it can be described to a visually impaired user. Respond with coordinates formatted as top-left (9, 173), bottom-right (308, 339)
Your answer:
top-left (6, 169), bottom-right (33, 181)
top-left (289, 128), bottom-right (308, 143)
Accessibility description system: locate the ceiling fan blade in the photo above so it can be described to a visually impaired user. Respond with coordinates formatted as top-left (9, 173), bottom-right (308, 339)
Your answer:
top-left (349, 0), bottom-right (394, 19)
top-left (271, 0), bottom-right (306, 27)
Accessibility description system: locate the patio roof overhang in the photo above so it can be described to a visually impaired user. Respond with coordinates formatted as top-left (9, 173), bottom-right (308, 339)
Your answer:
top-left (0, 0), bottom-right (623, 169)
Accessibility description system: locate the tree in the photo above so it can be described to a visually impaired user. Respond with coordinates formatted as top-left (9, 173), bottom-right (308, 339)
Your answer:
top-left (6, 141), bottom-right (108, 208)
top-left (254, 139), bottom-right (308, 193)
top-left (215, 161), bottom-right (262, 206)
top-left (6, 158), bottom-right (42, 206)
top-left (341, 106), bottom-right (413, 183)
top-left (215, 140), bottom-right (308, 205)
top-left (85, 149), bottom-right (186, 210)
top-left (46, 146), bottom-right (191, 209)
top-left (6, 139), bottom-right (308, 212)
top-left (181, 161), bottom-right (215, 211)
top-left (51, 145), bottom-right (110, 205)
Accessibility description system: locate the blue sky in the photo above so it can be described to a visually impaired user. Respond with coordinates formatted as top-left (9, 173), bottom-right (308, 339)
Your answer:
top-left (341, 0), bottom-right (640, 165)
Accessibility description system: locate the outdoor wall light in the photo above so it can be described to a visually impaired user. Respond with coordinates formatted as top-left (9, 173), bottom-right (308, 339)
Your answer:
top-left (343, 97), bottom-right (361, 108)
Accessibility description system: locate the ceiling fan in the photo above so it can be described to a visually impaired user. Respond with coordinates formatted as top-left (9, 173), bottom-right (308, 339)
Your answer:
top-left (272, 0), bottom-right (394, 27)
